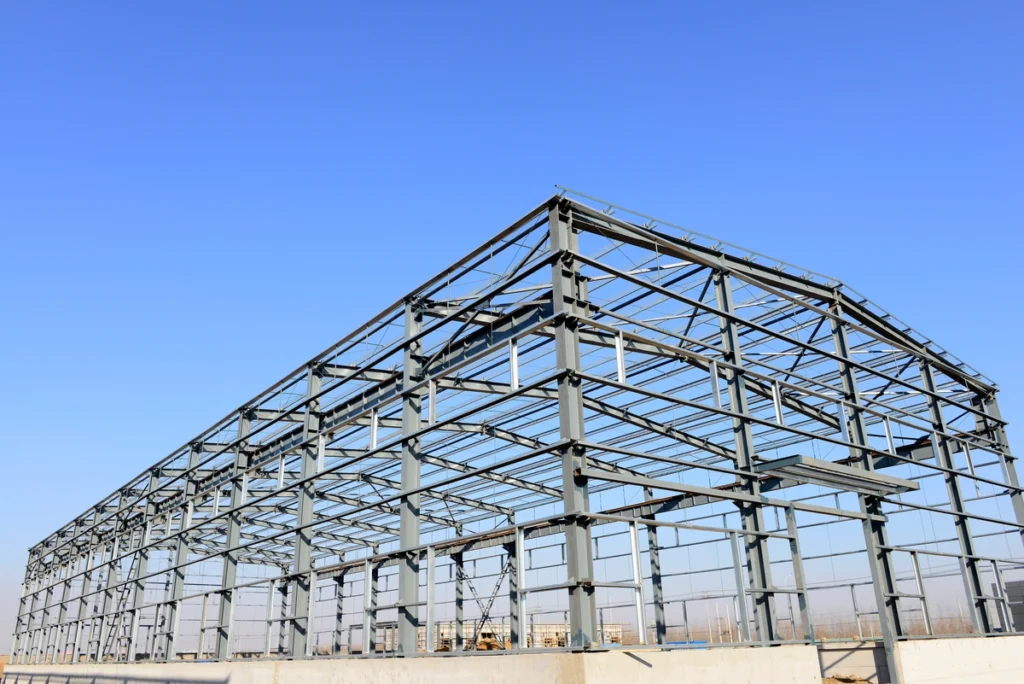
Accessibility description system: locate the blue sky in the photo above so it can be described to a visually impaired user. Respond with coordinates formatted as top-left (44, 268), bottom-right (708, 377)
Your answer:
top-left (1, 3), bottom-right (1022, 647)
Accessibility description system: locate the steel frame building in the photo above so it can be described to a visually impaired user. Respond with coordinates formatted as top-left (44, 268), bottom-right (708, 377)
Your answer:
top-left (10, 190), bottom-right (1023, 683)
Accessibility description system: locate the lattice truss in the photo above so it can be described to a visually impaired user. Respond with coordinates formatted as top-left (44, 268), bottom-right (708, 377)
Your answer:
top-left (11, 191), bottom-right (1023, 669)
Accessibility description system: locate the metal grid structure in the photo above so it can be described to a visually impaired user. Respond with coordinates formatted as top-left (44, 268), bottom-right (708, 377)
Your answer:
top-left (9, 190), bottom-right (1023, 683)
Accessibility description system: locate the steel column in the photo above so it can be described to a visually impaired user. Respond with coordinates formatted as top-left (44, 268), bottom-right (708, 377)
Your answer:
top-left (644, 487), bottom-right (667, 645)
top-left (215, 410), bottom-right (252, 659)
top-left (506, 541), bottom-right (520, 649)
top-left (550, 201), bottom-right (597, 649)
top-left (398, 299), bottom-right (424, 654)
top-left (290, 366), bottom-right (322, 656)
top-left (921, 361), bottom-right (992, 633)
top-left (454, 552), bottom-right (464, 651)
top-left (831, 304), bottom-right (903, 682)
top-left (713, 270), bottom-right (776, 642)
top-left (10, 566), bottom-right (29, 664)
top-left (978, 394), bottom-right (1024, 548)
top-left (127, 471), bottom-right (159, 662)
top-left (362, 560), bottom-right (378, 654)
top-left (164, 443), bottom-right (201, 662)
top-left (334, 573), bottom-right (345, 654)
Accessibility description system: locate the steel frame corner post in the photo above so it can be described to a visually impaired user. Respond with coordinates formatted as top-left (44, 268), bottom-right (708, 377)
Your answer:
top-left (290, 365), bottom-right (323, 657)
top-left (920, 361), bottom-right (992, 633)
top-left (830, 302), bottom-right (902, 681)
top-left (398, 298), bottom-right (424, 655)
top-left (216, 409), bottom-right (252, 660)
top-left (165, 443), bottom-right (201, 662)
top-left (550, 201), bottom-right (597, 649)
top-left (713, 269), bottom-right (777, 642)
top-left (644, 487), bottom-right (667, 645)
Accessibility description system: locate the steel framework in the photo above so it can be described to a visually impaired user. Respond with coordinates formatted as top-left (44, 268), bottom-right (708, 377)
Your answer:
top-left (10, 190), bottom-right (1023, 683)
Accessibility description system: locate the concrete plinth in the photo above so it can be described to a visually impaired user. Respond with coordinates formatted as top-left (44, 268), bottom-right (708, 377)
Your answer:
top-left (894, 636), bottom-right (1024, 684)
top-left (1, 645), bottom-right (821, 684)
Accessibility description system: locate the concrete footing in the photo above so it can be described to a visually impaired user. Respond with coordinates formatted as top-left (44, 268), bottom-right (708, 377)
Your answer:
top-left (4, 637), bottom-right (1023, 684)
top-left (2, 646), bottom-right (821, 684)
top-left (894, 636), bottom-right (1024, 684)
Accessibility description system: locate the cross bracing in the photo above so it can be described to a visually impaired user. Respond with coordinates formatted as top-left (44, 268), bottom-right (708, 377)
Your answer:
top-left (10, 191), bottom-right (1022, 684)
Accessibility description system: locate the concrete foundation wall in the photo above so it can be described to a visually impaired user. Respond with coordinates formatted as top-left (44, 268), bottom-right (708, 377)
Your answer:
top-left (2, 645), bottom-right (821, 684)
top-left (894, 636), bottom-right (1024, 684)
top-left (818, 642), bottom-right (890, 683)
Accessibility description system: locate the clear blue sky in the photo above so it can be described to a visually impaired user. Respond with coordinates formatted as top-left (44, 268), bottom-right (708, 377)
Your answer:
top-left (1, 3), bottom-right (1022, 648)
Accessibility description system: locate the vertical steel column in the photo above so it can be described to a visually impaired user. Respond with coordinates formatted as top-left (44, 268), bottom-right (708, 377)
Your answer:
top-left (453, 552), bottom-right (464, 652)
top-left (22, 568), bottom-right (41, 664)
top-left (784, 507), bottom-right (814, 642)
top-left (830, 304), bottom-right (902, 682)
top-left (10, 562), bottom-right (30, 664)
top-left (334, 573), bottom-right (346, 654)
top-left (277, 579), bottom-right (290, 655)
top-left (290, 365), bottom-right (322, 657)
top-left (730, 532), bottom-right (752, 641)
top-left (977, 394), bottom-right (1024, 544)
top-left (216, 409), bottom-right (252, 659)
top-left (262, 578), bottom-right (277, 657)
top-left (72, 512), bottom-right (101, 664)
top-left (644, 487), bottom-right (667, 645)
top-left (33, 566), bottom-right (56, 664)
top-left (51, 561), bottom-right (71, 663)
top-left (628, 521), bottom-right (648, 645)
top-left (425, 547), bottom-right (436, 652)
top-left (549, 200), bottom-right (597, 649)
top-left (920, 361), bottom-right (992, 632)
top-left (362, 560), bottom-right (378, 654)
top-left (97, 489), bottom-right (129, 662)
top-left (56, 527), bottom-right (90, 663)
top-left (505, 541), bottom-right (519, 649)
top-left (983, 396), bottom-right (1024, 628)
top-left (127, 471), bottom-right (159, 662)
top-left (713, 270), bottom-right (776, 642)
top-left (164, 443), bottom-right (201, 662)
top-left (96, 544), bottom-right (120, 662)
top-left (398, 299), bottom-right (423, 654)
